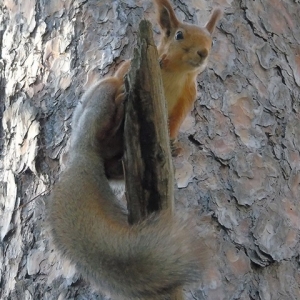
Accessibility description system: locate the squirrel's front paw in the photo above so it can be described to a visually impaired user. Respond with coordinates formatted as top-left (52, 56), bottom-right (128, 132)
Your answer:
top-left (170, 139), bottom-right (183, 157)
top-left (159, 54), bottom-right (168, 69)
top-left (110, 84), bottom-right (126, 136)
top-left (115, 84), bottom-right (126, 128)
top-left (115, 84), bottom-right (126, 106)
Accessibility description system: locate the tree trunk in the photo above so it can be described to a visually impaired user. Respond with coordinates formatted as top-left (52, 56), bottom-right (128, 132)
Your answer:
top-left (0, 0), bottom-right (299, 299)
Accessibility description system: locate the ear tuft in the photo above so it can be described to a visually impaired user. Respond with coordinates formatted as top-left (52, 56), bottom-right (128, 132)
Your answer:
top-left (154, 0), bottom-right (180, 35)
top-left (205, 8), bottom-right (223, 34)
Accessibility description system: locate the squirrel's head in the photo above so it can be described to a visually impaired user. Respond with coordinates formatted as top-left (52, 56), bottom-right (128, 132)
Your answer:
top-left (154, 0), bottom-right (222, 73)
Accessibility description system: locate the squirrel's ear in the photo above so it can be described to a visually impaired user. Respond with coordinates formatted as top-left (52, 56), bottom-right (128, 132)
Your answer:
top-left (154, 0), bottom-right (180, 36)
top-left (205, 8), bottom-right (223, 34)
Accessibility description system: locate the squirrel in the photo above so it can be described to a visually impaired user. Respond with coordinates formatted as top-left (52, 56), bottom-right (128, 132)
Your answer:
top-left (48, 69), bottom-right (210, 299)
top-left (117, 0), bottom-right (222, 153)
top-left (48, 0), bottom-right (222, 299)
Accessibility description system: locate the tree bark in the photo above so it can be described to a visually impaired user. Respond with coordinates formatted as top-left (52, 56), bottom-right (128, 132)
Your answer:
top-left (123, 20), bottom-right (183, 299)
top-left (0, 0), bottom-right (300, 299)
top-left (124, 20), bottom-right (174, 223)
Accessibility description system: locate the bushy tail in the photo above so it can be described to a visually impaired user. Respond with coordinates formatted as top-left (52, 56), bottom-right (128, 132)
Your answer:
top-left (49, 166), bottom-right (210, 300)
top-left (48, 62), bottom-right (211, 299)
top-left (87, 211), bottom-right (209, 299)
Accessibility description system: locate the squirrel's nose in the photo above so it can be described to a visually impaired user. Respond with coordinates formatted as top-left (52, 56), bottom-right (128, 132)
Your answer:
top-left (197, 49), bottom-right (208, 59)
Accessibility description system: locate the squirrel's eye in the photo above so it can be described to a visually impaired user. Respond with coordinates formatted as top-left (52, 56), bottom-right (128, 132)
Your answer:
top-left (175, 31), bottom-right (184, 40)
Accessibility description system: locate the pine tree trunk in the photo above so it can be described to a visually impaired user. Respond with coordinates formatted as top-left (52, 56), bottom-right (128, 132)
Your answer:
top-left (0, 0), bottom-right (299, 299)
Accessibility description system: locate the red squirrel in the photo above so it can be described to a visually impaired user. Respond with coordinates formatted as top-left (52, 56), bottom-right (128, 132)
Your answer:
top-left (120, 0), bottom-right (222, 152)
top-left (48, 1), bottom-right (222, 299)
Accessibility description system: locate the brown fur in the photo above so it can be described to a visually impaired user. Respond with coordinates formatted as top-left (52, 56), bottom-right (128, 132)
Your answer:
top-left (155, 0), bottom-right (222, 139)
top-left (48, 69), bottom-right (210, 299)
top-left (119, 0), bottom-right (222, 140)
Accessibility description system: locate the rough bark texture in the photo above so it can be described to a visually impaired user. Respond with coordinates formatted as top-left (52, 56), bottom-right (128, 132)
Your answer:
top-left (124, 20), bottom-right (174, 224)
top-left (0, 0), bottom-right (300, 299)
top-left (124, 20), bottom-right (182, 299)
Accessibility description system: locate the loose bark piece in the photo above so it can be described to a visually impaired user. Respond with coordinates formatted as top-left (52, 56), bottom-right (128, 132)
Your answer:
top-left (124, 20), bottom-right (174, 223)
top-left (123, 20), bottom-right (183, 300)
